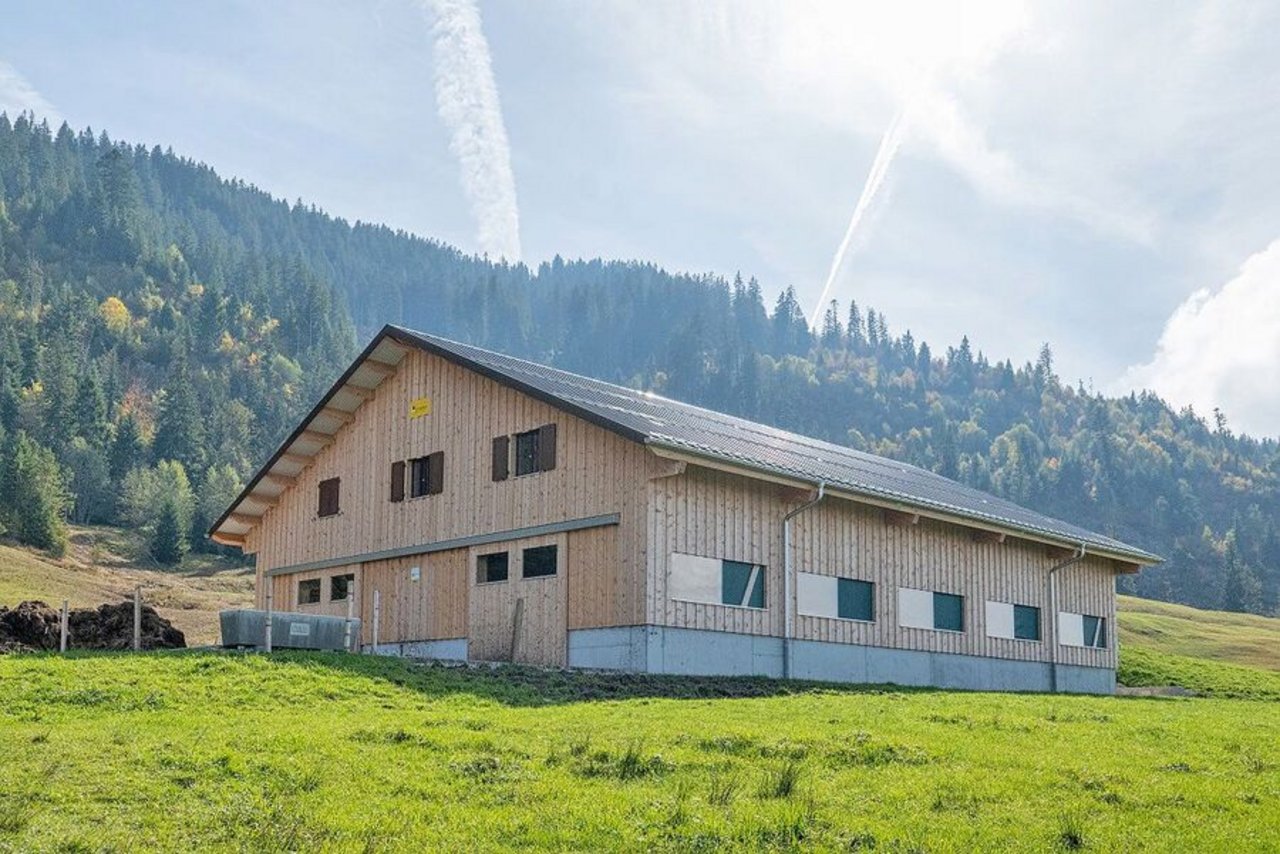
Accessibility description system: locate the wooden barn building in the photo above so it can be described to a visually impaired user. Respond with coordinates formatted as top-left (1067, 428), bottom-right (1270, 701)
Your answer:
top-left (210, 326), bottom-right (1159, 693)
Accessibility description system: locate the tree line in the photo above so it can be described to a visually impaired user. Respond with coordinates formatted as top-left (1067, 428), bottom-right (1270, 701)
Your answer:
top-left (0, 111), bottom-right (1276, 615)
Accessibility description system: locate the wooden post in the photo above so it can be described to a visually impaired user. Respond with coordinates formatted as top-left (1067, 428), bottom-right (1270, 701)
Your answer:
top-left (509, 597), bottom-right (525, 663)
top-left (133, 587), bottom-right (142, 652)
top-left (264, 584), bottom-right (274, 653)
top-left (344, 592), bottom-right (355, 653)
top-left (59, 600), bottom-right (69, 653)
top-left (372, 590), bottom-right (381, 654)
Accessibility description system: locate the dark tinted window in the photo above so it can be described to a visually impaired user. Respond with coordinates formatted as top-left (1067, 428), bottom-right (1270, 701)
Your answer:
top-left (1014, 604), bottom-right (1040, 640)
top-left (515, 429), bottom-right (540, 476)
top-left (837, 578), bottom-right (875, 621)
top-left (298, 579), bottom-right (321, 604)
top-left (1083, 615), bottom-right (1106, 648)
top-left (410, 456), bottom-right (431, 498)
top-left (721, 560), bottom-right (765, 608)
top-left (477, 552), bottom-right (509, 583)
top-left (330, 573), bottom-right (355, 602)
top-left (933, 592), bottom-right (964, 631)
top-left (522, 545), bottom-right (558, 578)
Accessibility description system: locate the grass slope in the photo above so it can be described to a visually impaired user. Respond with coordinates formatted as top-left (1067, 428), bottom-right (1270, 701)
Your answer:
top-left (1, 652), bottom-right (1278, 852)
top-left (0, 526), bottom-right (252, 646)
top-left (1118, 595), bottom-right (1280, 672)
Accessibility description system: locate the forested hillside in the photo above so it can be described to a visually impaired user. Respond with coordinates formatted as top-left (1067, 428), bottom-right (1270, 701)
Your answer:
top-left (0, 112), bottom-right (1276, 615)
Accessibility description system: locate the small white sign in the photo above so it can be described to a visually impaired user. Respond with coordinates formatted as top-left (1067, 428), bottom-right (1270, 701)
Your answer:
top-left (288, 622), bottom-right (311, 637)
top-left (410, 566), bottom-right (421, 582)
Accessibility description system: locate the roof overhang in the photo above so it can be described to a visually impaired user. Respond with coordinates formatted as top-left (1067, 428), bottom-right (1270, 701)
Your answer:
top-left (645, 443), bottom-right (1160, 569)
top-left (208, 329), bottom-right (414, 547)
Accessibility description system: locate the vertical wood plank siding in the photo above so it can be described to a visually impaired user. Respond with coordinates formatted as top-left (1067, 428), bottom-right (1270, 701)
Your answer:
top-left (251, 349), bottom-right (649, 640)
top-left (250, 347), bottom-right (1123, 671)
top-left (647, 466), bottom-right (1117, 669)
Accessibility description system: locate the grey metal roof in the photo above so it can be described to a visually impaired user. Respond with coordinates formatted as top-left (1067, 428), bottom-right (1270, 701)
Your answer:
top-left (390, 326), bottom-right (1160, 564)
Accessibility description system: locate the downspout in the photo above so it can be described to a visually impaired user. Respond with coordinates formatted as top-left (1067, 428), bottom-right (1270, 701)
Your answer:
top-left (1048, 543), bottom-right (1087, 693)
top-left (782, 481), bottom-right (826, 679)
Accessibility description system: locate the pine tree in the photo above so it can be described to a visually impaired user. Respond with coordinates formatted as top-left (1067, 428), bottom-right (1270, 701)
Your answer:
top-left (109, 412), bottom-right (146, 481)
top-left (152, 348), bottom-right (206, 473)
top-left (151, 496), bottom-right (188, 565)
top-left (820, 300), bottom-right (843, 352)
top-left (0, 431), bottom-right (70, 555)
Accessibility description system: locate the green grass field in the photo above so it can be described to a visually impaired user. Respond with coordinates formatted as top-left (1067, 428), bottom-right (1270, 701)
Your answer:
top-left (1, 652), bottom-right (1278, 852)
top-left (1118, 595), bottom-right (1280, 672)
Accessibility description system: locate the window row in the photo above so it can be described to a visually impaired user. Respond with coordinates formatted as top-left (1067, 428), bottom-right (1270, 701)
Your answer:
top-left (667, 553), bottom-right (1107, 648)
top-left (315, 422), bottom-right (562, 517)
top-left (476, 544), bottom-right (558, 584)
top-left (297, 573), bottom-right (355, 605)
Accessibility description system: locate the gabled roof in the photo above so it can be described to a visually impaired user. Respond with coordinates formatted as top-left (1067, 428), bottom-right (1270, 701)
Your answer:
top-left (211, 324), bottom-right (1161, 566)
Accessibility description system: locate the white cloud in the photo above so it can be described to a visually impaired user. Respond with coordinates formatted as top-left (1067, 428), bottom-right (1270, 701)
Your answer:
top-left (420, 0), bottom-right (521, 261)
top-left (1118, 238), bottom-right (1280, 438)
top-left (0, 60), bottom-right (59, 123)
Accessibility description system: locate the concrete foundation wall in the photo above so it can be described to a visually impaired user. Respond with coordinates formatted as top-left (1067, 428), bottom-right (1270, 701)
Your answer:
top-left (365, 638), bottom-right (468, 661)
top-left (566, 626), bottom-right (1114, 694)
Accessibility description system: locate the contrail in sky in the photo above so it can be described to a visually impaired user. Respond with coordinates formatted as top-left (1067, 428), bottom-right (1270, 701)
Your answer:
top-left (809, 109), bottom-right (906, 327)
top-left (421, 0), bottom-right (522, 261)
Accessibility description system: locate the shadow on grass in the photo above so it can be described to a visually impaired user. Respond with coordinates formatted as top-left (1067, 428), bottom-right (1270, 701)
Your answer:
top-left (17, 647), bottom-right (956, 708)
top-left (15, 648), bottom-right (1204, 708)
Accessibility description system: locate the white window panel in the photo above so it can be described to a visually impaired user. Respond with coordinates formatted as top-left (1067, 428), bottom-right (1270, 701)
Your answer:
top-left (986, 601), bottom-right (1015, 639)
top-left (898, 587), bottom-right (934, 629)
top-left (1058, 611), bottom-right (1085, 647)
top-left (797, 572), bottom-right (839, 618)
top-left (668, 553), bottom-right (722, 605)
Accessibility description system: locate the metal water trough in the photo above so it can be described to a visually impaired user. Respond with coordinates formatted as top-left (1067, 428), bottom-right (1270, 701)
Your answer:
top-left (219, 609), bottom-right (360, 651)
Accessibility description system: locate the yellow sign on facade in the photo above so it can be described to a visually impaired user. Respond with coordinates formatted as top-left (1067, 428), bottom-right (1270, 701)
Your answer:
top-left (408, 396), bottom-right (432, 419)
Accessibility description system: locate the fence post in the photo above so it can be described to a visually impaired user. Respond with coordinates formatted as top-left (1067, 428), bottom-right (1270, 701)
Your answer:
top-left (133, 587), bottom-right (142, 652)
top-left (372, 590), bottom-right (381, 655)
top-left (60, 600), bottom-right (69, 653)
top-left (264, 584), bottom-right (274, 653)
top-left (344, 590), bottom-right (355, 653)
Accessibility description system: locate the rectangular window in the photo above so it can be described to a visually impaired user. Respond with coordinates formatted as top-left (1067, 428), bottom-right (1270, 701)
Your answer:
top-left (1014, 605), bottom-right (1041, 641)
top-left (933, 592), bottom-right (964, 631)
top-left (409, 452), bottom-right (444, 498)
top-left (298, 578), bottom-right (321, 604)
top-left (669, 553), bottom-right (766, 609)
top-left (899, 587), bottom-right (964, 632)
top-left (318, 478), bottom-right (340, 517)
top-left (522, 545), bottom-right (558, 578)
top-left (721, 560), bottom-right (765, 608)
top-left (515, 429), bottom-right (540, 476)
top-left (797, 572), bottom-right (874, 621)
top-left (1082, 615), bottom-right (1106, 648)
top-left (477, 552), bottom-right (509, 584)
top-left (511, 424), bottom-right (557, 477)
top-left (330, 573), bottom-right (355, 602)
top-left (1058, 611), bottom-right (1107, 648)
top-left (985, 601), bottom-right (1041, 641)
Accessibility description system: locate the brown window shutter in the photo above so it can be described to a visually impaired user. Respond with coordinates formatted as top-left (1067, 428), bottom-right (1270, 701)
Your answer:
top-left (427, 451), bottom-right (444, 495)
top-left (538, 423), bottom-right (557, 471)
top-left (318, 477), bottom-right (340, 517)
top-left (492, 435), bottom-right (509, 481)
top-left (390, 460), bottom-right (405, 502)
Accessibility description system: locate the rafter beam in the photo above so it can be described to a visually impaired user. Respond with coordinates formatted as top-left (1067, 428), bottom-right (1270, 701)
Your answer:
top-left (360, 360), bottom-right (397, 380)
top-left (278, 452), bottom-right (312, 467)
top-left (261, 473), bottom-right (296, 489)
top-left (318, 406), bottom-right (355, 424)
top-left (972, 529), bottom-right (1007, 545)
top-left (341, 385), bottom-right (376, 401)
top-left (883, 508), bottom-right (920, 527)
top-left (297, 429), bottom-right (334, 447)
top-left (226, 512), bottom-right (260, 528)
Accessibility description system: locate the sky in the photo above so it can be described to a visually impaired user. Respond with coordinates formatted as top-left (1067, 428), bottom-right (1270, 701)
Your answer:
top-left (2, 1), bottom-right (1279, 437)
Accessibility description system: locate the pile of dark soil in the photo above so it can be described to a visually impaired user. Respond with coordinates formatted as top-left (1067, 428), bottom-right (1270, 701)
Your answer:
top-left (0, 600), bottom-right (186, 653)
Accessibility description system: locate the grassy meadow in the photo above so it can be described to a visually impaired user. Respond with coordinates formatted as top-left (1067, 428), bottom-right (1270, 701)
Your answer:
top-left (1, 651), bottom-right (1278, 852)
